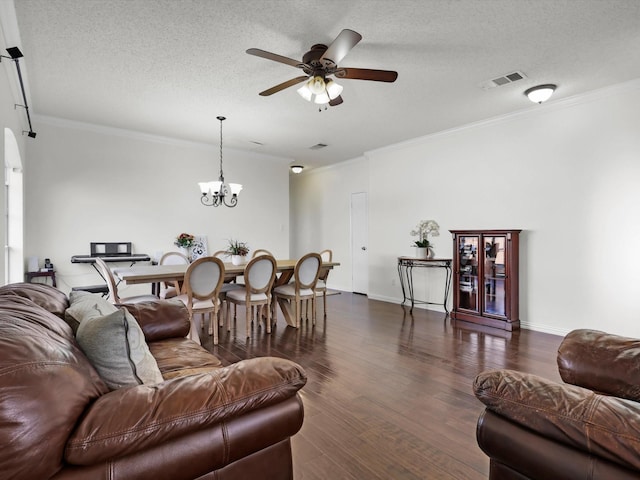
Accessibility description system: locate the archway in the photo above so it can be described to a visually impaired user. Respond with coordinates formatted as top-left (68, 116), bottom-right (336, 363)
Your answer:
top-left (4, 127), bottom-right (24, 284)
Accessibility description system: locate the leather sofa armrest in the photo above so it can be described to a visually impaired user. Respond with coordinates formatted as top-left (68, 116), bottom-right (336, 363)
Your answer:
top-left (65, 357), bottom-right (307, 465)
top-left (473, 369), bottom-right (640, 472)
top-left (119, 300), bottom-right (190, 341)
top-left (558, 329), bottom-right (640, 402)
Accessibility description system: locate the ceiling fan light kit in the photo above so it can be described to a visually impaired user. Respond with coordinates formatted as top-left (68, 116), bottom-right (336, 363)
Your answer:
top-left (199, 116), bottom-right (242, 208)
top-left (525, 84), bottom-right (557, 104)
top-left (247, 29), bottom-right (398, 108)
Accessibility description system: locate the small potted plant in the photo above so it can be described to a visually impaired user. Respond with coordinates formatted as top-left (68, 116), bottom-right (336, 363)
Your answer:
top-left (410, 220), bottom-right (440, 259)
top-left (226, 239), bottom-right (250, 265)
top-left (174, 233), bottom-right (195, 259)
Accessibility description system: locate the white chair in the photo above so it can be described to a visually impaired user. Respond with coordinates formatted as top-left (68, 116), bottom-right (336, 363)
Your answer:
top-left (173, 256), bottom-right (225, 345)
top-left (158, 251), bottom-right (190, 299)
top-left (225, 255), bottom-right (277, 338)
top-left (94, 257), bottom-right (158, 304)
top-left (272, 252), bottom-right (322, 328)
top-left (212, 249), bottom-right (243, 323)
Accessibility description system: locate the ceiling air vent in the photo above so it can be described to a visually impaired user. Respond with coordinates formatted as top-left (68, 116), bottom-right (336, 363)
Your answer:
top-left (478, 71), bottom-right (527, 90)
top-left (309, 143), bottom-right (328, 150)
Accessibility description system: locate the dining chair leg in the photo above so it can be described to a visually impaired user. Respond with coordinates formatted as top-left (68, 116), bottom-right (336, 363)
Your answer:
top-left (245, 303), bottom-right (251, 338)
top-left (266, 300), bottom-right (271, 334)
top-left (312, 296), bottom-right (317, 325)
top-left (323, 291), bottom-right (327, 319)
top-left (213, 308), bottom-right (219, 345)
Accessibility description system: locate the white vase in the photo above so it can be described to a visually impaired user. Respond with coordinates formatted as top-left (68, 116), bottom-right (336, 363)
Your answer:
top-left (231, 255), bottom-right (246, 266)
top-left (178, 246), bottom-right (190, 261)
top-left (415, 247), bottom-right (427, 259)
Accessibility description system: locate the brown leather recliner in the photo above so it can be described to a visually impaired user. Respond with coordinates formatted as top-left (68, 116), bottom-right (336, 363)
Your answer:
top-left (0, 283), bottom-right (307, 480)
top-left (474, 329), bottom-right (640, 479)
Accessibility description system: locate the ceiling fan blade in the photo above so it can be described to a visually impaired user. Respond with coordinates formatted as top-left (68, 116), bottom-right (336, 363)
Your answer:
top-left (320, 29), bottom-right (362, 65)
top-left (335, 68), bottom-right (398, 82)
top-left (246, 48), bottom-right (304, 68)
top-left (259, 76), bottom-right (309, 96)
top-left (329, 95), bottom-right (344, 107)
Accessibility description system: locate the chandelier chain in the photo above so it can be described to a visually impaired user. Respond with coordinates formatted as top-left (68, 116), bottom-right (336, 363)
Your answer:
top-left (218, 116), bottom-right (224, 180)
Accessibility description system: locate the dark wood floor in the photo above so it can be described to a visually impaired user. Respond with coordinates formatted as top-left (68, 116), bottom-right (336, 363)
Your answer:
top-left (200, 292), bottom-right (564, 480)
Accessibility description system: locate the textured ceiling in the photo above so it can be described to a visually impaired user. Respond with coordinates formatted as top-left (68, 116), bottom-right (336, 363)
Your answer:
top-left (7, 0), bottom-right (640, 168)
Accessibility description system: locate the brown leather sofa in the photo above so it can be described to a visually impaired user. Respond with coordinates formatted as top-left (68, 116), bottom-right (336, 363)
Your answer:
top-left (0, 283), bottom-right (307, 480)
top-left (474, 329), bottom-right (640, 479)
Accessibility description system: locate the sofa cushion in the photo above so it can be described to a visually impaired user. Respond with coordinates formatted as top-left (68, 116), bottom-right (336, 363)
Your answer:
top-left (149, 337), bottom-right (223, 379)
top-left (76, 308), bottom-right (164, 390)
top-left (65, 290), bottom-right (118, 333)
top-left (474, 369), bottom-right (640, 471)
top-left (119, 299), bottom-right (190, 342)
top-left (0, 282), bottom-right (69, 318)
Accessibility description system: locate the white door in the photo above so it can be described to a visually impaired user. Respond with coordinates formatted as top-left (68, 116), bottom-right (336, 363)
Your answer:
top-left (351, 192), bottom-right (368, 295)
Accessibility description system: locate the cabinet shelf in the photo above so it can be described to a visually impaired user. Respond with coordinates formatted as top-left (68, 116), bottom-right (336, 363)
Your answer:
top-left (450, 229), bottom-right (520, 331)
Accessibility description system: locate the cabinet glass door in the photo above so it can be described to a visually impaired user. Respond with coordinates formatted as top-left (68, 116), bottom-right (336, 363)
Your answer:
top-left (483, 235), bottom-right (506, 317)
top-left (457, 235), bottom-right (479, 312)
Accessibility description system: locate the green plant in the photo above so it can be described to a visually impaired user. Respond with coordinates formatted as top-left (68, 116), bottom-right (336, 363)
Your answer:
top-left (226, 239), bottom-right (249, 256)
top-left (414, 239), bottom-right (431, 248)
top-left (174, 233), bottom-right (195, 248)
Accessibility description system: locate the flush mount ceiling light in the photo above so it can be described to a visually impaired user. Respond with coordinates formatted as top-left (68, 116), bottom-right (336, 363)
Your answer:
top-left (198, 116), bottom-right (242, 207)
top-left (0, 47), bottom-right (36, 138)
top-left (524, 84), bottom-right (557, 104)
top-left (290, 165), bottom-right (304, 174)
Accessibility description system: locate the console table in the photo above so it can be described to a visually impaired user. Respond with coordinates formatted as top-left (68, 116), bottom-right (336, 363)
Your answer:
top-left (397, 257), bottom-right (453, 314)
top-left (26, 270), bottom-right (57, 287)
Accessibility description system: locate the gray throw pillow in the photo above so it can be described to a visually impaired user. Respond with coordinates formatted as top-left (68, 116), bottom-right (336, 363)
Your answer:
top-left (76, 307), bottom-right (163, 390)
top-left (65, 291), bottom-right (118, 334)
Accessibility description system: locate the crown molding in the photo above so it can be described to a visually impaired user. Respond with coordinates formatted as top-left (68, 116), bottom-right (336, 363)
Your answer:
top-left (33, 114), bottom-right (292, 163)
top-left (366, 78), bottom-right (640, 158)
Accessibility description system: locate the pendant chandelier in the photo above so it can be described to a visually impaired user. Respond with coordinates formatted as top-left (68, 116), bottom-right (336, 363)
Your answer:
top-left (198, 116), bottom-right (242, 207)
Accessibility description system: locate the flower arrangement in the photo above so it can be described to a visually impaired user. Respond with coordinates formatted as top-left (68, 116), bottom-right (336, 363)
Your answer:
top-left (226, 239), bottom-right (250, 257)
top-left (410, 220), bottom-right (440, 247)
top-left (174, 233), bottom-right (195, 248)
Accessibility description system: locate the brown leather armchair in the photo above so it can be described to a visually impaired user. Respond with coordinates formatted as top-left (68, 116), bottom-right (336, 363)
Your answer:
top-left (0, 283), bottom-right (306, 480)
top-left (474, 329), bottom-right (640, 479)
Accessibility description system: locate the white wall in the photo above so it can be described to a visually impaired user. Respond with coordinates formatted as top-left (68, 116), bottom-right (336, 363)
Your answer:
top-left (289, 157), bottom-right (368, 291)
top-left (24, 118), bottom-right (291, 296)
top-left (291, 80), bottom-right (640, 338)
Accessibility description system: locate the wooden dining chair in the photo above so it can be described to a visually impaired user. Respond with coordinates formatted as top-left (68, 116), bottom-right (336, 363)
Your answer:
top-left (158, 251), bottom-right (189, 299)
top-left (225, 255), bottom-right (277, 338)
top-left (316, 249), bottom-right (333, 318)
top-left (251, 249), bottom-right (273, 258)
top-left (94, 257), bottom-right (158, 305)
top-left (173, 256), bottom-right (225, 345)
top-left (272, 252), bottom-right (322, 328)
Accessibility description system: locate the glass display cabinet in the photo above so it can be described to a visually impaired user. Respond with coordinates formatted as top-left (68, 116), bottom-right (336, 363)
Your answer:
top-left (450, 229), bottom-right (521, 331)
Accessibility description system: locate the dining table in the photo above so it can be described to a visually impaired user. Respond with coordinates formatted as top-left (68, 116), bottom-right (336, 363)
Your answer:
top-left (114, 259), bottom-right (340, 329)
